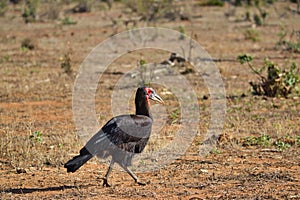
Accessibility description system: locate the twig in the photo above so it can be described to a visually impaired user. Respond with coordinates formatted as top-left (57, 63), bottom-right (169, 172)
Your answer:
top-left (246, 61), bottom-right (265, 80)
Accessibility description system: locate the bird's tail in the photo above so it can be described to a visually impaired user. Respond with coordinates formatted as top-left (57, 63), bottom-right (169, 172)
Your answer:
top-left (64, 147), bottom-right (93, 173)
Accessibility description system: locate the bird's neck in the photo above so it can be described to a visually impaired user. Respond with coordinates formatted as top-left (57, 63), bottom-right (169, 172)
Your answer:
top-left (135, 99), bottom-right (151, 118)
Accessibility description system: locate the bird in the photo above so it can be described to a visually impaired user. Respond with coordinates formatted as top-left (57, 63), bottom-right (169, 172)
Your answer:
top-left (64, 87), bottom-right (164, 187)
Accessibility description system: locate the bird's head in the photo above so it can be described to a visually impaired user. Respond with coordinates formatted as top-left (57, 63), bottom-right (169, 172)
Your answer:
top-left (144, 87), bottom-right (164, 104)
top-left (136, 87), bottom-right (164, 106)
top-left (135, 87), bottom-right (163, 117)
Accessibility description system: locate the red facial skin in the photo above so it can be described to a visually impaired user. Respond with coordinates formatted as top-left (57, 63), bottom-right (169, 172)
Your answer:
top-left (145, 87), bottom-right (153, 106)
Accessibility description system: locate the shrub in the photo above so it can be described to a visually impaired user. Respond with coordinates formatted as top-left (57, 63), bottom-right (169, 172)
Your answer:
top-left (200, 0), bottom-right (224, 6)
top-left (244, 28), bottom-right (260, 42)
top-left (61, 16), bottom-right (77, 25)
top-left (21, 38), bottom-right (35, 50)
top-left (61, 43), bottom-right (73, 75)
top-left (0, 0), bottom-right (7, 17)
top-left (22, 0), bottom-right (40, 23)
top-left (276, 28), bottom-right (300, 53)
top-left (238, 54), bottom-right (299, 97)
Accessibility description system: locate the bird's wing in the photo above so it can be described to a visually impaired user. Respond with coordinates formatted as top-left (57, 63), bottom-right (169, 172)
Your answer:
top-left (85, 115), bottom-right (152, 154)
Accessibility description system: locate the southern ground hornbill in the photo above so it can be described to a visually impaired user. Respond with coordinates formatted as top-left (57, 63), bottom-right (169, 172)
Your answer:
top-left (64, 87), bottom-right (163, 186)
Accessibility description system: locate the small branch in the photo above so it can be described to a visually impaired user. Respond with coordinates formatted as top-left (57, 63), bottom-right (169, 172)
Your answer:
top-left (246, 61), bottom-right (265, 80)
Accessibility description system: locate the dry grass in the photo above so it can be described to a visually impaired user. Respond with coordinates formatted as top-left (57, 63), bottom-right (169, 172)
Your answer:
top-left (0, 122), bottom-right (80, 170)
top-left (0, 1), bottom-right (299, 199)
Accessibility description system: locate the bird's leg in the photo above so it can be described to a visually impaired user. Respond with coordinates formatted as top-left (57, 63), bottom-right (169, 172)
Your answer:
top-left (103, 160), bottom-right (114, 187)
top-left (120, 165), bottom-right (146, 186)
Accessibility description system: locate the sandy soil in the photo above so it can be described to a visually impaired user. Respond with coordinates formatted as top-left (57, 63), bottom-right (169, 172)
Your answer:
top-left (0, 1), bottom-right (299, 199)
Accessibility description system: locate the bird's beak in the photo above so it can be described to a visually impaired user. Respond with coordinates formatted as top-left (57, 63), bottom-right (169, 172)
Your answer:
top-left (149, 93), bottom-right (164, 104)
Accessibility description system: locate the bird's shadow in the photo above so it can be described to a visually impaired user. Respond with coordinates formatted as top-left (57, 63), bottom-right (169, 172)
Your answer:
top-left (2, 185), bottom-right (77, 194)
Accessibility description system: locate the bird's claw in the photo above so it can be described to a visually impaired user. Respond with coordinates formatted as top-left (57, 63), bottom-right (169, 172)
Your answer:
top-left (136, 180), bottom-right (147, 186)
top-left (102, 178), bottom-right (111, 187)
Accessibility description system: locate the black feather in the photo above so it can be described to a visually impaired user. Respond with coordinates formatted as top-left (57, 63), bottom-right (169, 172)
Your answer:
top-left (83, 114), bottom-right (152, 166)
top-left (64, 147), bottom-right (93, 172)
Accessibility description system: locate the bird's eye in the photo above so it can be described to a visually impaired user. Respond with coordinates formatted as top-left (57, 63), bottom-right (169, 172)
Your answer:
top-left (145, 88), bottom-right (151, 95)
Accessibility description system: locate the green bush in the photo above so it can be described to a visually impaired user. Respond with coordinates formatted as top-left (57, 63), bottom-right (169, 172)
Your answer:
top-left (244, 28), bottom-right (260, 42)
top-left (0, 0), bottom-right (7, 17)
top-left (61, 16), bottom-right (77, 25)
top-left (29, 131), bottom-right (43, 143)
top-left (21, 38), bottom-right (35, 50)
top-left (243, 134), bottom-right (271, 147)
top-left (238, 54), bottom-right (299, 97)
top-left (201, 0), bottom-right (225, 6)
top-left (22, 0), bottom-right (40, 23)
top-left (243, 134), bottom-right (298, 151)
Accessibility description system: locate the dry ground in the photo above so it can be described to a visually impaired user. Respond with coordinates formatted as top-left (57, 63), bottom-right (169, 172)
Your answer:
top-left (0, 1), bottom-right (300, 199)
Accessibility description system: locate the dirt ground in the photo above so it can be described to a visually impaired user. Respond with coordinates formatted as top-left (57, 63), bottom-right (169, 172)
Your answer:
top-left (0, 1), bottom-right (300, 199)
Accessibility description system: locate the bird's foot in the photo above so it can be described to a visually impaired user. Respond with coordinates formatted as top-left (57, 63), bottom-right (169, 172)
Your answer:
top-left (136, 180), bottom-right (147, 186)
top-left (102, 178), bottom-right (111, 187)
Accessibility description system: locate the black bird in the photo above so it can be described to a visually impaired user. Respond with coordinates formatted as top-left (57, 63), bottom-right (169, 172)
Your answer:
top-left (64, 87), bottom-right (163, 187)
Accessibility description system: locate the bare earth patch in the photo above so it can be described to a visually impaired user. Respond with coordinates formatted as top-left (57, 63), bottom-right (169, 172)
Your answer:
top-left (0, 1), bottom-right (299, 199)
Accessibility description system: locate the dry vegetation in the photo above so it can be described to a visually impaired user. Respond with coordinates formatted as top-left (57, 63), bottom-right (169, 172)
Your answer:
top-left (0, 0), bottom-right (300, 199)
